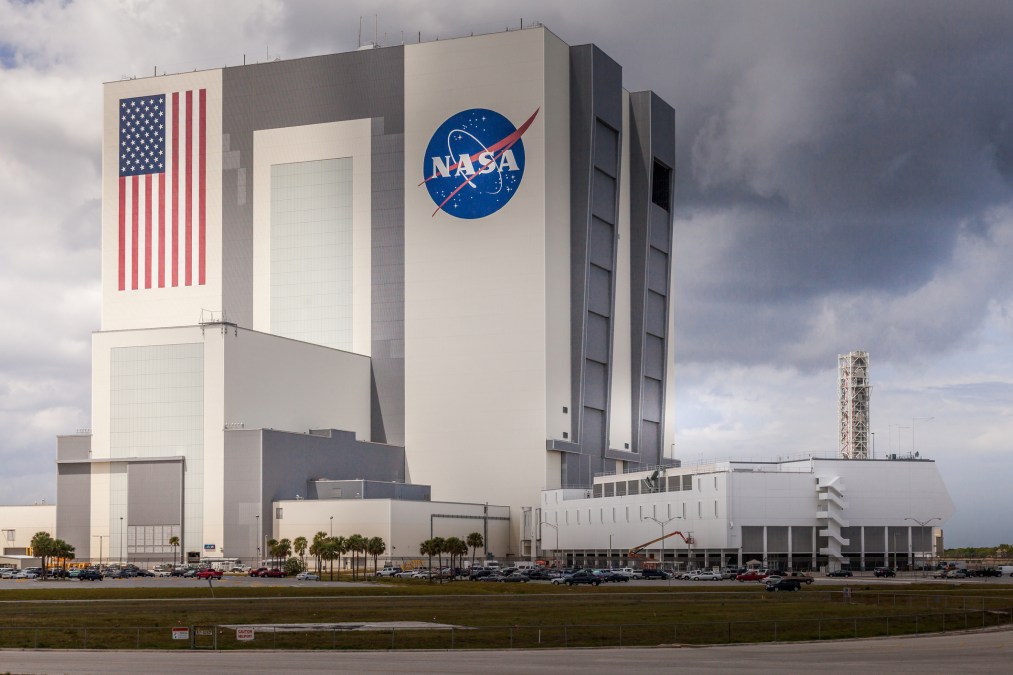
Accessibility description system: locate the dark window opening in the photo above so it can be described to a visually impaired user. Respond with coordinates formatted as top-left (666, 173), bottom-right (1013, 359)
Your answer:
top-left (652, 160), bottom-right (671, 211)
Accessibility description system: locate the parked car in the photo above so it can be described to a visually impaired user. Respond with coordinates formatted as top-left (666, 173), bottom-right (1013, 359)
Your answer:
top-left (948, 569), bottom-right (971, 579)
top-left (170, 567), bottom-right (190, 577)
top-left (550, 573), bottom-right (572, 585)
top-left (78, 569), bottom-right (103, 581)
top-left (565, 570), bottom-right (602, 586)
top-left (736, 570), bottom-right (769, 582)
top-left (874, 567), bottom-right (896, 578)
top-left (264, 568), bottom-right (285, 578)
top-left (153, 569), bottom-right (171, 577)
top-left (640, 568), bottom-right (670, 580)
top-left (249, 567), bottom-right (268, 577)
top-left (826, 569), bottom-right (853, 577)
top-left (785, 572), bottom-right (815, 584)
top-left (375, 567), bottom-right (402, 577)
top-left (196, 568), bottom-right (223, 580)
top-left (499, 572), bottom-right (530, 583)
top-left (135, 569), bottom-right (155, 577)
top-left (765, 578), bottom-right (802, 592)
top-left (689, 571), bottom-right (723, 581)
top-left (525, 569), bottom-right (553, 581)
top-left (0, 569), bottom-right (16, 579)
top-left (598, 570), bottom-right (630, 583)
top-left (295, 571), bottom-right (320, 581)
top-left (395, 569), bottom-right (417, 579)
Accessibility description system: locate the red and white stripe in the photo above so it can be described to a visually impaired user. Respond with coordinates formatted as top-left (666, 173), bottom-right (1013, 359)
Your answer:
top-left (118, 88), bottom-right (206, 291)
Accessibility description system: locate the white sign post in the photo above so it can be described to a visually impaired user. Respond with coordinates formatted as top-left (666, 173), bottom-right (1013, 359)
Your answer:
top-left (171, 626), bottom-right (190, 641)
top-left (236, 627), bottom-right (255, 642)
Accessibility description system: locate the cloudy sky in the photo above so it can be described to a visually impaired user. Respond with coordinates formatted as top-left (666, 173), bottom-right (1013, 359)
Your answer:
top-left (2, 0), bottom-right (1012, 547)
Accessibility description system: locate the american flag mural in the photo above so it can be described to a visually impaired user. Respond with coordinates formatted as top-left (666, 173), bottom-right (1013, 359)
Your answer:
top-left (117, 89), bottom-right (206, 291)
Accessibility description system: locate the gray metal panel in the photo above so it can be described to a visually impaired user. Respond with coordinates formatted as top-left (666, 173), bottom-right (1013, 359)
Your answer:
top-left (56, 462), bottom-right (91, 561)
top-left (127, 461), bottom-right (182, 527)
top-left (628, 90), bottom-right (676, 471)
top-left (223, 430), bottom-right (264, 564)
top-left (56, 434), bottom-right (91, 461)
top-left (793, 525), bottom-right (815, 551)
top-left (221, 48), bottom-right (406, 447)
top-left (567, 44), bottom-right (624, 489)
top-left (767, 526), bottom-right (790, 552)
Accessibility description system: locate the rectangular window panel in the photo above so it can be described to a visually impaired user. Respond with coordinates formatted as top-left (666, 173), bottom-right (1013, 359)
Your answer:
top-left (592, 169), bottom-right (617, 223)
top-left (594, 120), bottom-right (619, 177)
top-left (589, 217), bottom-right (615, 268)
top-left (270, 158), bottom-right (353, 350)
top-left (652, 160), bottom-right (671, 211)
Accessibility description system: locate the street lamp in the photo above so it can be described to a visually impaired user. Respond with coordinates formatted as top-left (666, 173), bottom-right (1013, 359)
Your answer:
top-left (893, 532), bottom-right (899, 570)
top-left (642, 515), bottom-right (680, 584)
top-left (330, 516), bottom-right (333, 536)
top-left (608, 533), bottom-right (613, 569)
top-left (119, 517), bottom-right (124, 565)
top-left (255, 514), bottom-right (260, 562)
top-left (539, 522), bottom-right (559, 567)
top-left (905, 517), bottom-right (941, 577)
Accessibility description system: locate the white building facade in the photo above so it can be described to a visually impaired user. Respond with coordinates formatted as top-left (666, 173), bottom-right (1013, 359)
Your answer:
top-left (538, 457), bottom-right (955, 571)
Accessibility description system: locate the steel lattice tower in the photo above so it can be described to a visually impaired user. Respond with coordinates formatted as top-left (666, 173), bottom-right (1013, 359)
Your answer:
top-left (838, 351), bottom-right (871, 459)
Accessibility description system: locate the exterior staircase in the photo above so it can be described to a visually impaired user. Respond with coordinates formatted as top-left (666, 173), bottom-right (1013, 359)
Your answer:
top-left (816, 475), bottom-right (849, 569)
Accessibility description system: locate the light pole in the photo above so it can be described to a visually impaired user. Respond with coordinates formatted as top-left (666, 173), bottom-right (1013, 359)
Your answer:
top-left (905, 517), bottom-right (941, 577)
top-left (255, 514), bottom-right (260, 563)
top-left (119, 517), bottom-right (124, 565)
top-left (642, 515), bottom-right (680, 584)
top-left (330, 516), bottom-right (333, 536)
top-left (893, 532), bottom-right (898, 570)
top-left (539, 522), bottom-right (558, 567)
top-left (912, 417), bottom-right (934, 455)
top-left (91, 535), bottom-right (107, 567)
top-left (608, 533), bottom-right (613, 569)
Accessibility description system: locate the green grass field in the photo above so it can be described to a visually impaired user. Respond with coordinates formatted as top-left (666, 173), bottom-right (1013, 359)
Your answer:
top-left (0, 581), bottom-right (1010, 650)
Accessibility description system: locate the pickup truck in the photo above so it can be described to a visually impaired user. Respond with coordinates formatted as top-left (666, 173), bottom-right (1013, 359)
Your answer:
top-left (785, 572), bottom-right (815, 584)
top-left (735, 570), bottom-right (769, 582)
top-left (375, 567), bottom-right (402, 577)
top-left (195, 568), bottom-right (223, 580)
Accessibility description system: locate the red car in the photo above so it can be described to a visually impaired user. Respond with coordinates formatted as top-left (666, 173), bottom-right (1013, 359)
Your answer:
top-left (264, 568), bottom-right (285, 578)
top-left (736, 570), bottom-right (769, 582)
top-left (249, 567), bottom-right (268, 577)
top-left (196, 568), bottom-right (223, 580)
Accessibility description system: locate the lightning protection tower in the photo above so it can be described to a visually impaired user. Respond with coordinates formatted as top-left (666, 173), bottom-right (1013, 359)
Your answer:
top-left (838, 351), bottom-right (870, 459)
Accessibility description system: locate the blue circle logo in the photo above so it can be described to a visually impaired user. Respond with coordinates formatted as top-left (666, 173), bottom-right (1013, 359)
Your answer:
top-left (421, 108), bottom-right (539, 219)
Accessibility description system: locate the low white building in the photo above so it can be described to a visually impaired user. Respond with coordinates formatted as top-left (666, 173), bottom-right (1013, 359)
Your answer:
top-left (273, 497), bottom-right (510, 569)
top-left (0, 504), bottom-right (56, 557)
top-left (536, 456), bottom-right (954, 572)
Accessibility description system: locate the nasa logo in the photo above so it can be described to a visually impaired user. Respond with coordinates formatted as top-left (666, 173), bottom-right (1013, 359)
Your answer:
top-left (421, 107), bottom-right (539, 219)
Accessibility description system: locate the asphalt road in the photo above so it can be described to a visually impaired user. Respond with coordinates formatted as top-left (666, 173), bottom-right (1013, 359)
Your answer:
top-left (0, 629), bottom-right (1010, 674)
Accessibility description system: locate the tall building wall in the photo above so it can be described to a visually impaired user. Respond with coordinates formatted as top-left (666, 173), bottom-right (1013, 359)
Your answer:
top-left (78, 25), bottom-right (678, 558)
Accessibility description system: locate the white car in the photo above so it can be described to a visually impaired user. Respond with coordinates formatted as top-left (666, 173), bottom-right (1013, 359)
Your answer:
top-left (0, 569), bottom-right (15, 579)
top-left (690, 571), bottom-right (722, 581)
top-left (394, 569), bottom-right (416, 578)
top-left (14, 570), bottom-right (37, 579)
top-left (295, 572), bottom-right (320, 581)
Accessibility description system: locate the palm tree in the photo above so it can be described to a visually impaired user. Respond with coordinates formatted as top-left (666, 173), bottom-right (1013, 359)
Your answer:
top-left (366, 537), bottom-right (386, 573)
top-left (30, 532), bottom-right (55, 579)
top-left (444, 537), bottom-right (464, 576)
top-left (320, 537), bottom-right (337, 580)
top-left (277, 538), bottom-right (292, 566)
top-left (334, 536), bottom-right (347, 579)
top-left (419, 539), bottom-right (436, 580)
top-left (310, 531), bottom-right (327, 574)
top-left (346, 534), bottom-right (365, 580)
top-left (53, 539), bottom-right (75, 577)
top-left (293, 536), bottom-right (308, 566)
top-left (431, 537), bottom-right (446, 583)
top-left (449, 537), bottom-right (468, 578)
top-left (467, 532), bottom-right (484, 569)
top-left (266, 538), bottom-right (279, 568)
top-left (169, 535), bottom-right (180, 568)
